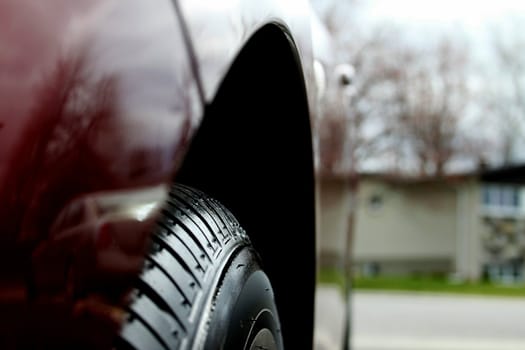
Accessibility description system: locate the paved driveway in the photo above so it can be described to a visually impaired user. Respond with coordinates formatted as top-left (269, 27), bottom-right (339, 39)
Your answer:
top-left (315, 286), bottom-right (347, 350)
top-left (352, 291), bottom-right (525, 350)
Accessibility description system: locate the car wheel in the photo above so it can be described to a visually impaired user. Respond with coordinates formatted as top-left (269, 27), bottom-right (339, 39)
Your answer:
top-left (115, 184), bottom-right (283, 350)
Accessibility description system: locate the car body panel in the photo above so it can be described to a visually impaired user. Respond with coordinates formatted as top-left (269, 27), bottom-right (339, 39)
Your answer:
top-left (0, 0), bottom-right (345, 348)
top-left (0, 0), bottom-right (319, 258)
top-left (0, 0), bottom-right (200, 261)
top-left (177, 0), bottom-right (317, 109)
top-left (0, 0), bottom-right (201, 344)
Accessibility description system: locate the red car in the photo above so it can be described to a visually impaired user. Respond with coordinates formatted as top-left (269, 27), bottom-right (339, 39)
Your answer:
top-left (0, 0), bottom-right (334, 348)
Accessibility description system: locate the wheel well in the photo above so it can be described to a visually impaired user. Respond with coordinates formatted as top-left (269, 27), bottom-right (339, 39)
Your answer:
top-left (176, 23), bottom-right (315, 348)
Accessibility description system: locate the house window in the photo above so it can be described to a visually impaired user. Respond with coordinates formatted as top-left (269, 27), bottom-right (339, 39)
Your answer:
top-left (481, 184), bottom-right (521, 214)
top-left (368, 194), bottom-right (383, 211)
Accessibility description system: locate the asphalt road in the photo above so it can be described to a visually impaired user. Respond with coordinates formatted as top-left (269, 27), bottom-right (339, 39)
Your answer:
top-left (352, 291), bottom-right (525, 350)
top-left (315, 286), bottom-right (347, 350)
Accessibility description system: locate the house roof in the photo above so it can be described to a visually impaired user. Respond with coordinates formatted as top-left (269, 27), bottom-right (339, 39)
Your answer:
top-left (358, 172), bottom-right (476, 186)
top-left (319, 163), bottom-right (525, 185)
top-left (318, 170), bottom-right (475, 185)
top-left (481, 164), bottom-right (525, 184)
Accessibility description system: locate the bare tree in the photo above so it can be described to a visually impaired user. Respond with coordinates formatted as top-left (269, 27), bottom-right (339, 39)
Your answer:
top-left (483, 20), bottom-right (525, 164)
top-left (341, 27), bottom-right (407, 175)
top-left (316, 10), bottom-right (398, 177)
top-left (315, 1), bottom-right (494, 178)
top-left (345, 31), bottom-right (488, 177)
top-left (318, 108), bottom-right (347, 176)
top-left (386, 40), bottom-right (472, 177)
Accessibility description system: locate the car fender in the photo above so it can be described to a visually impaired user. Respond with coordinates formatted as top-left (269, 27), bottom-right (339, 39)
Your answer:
top-left (176, 1), bottom-right (317, 348)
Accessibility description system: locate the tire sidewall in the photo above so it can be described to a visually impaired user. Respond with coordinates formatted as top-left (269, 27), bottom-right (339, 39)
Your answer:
top-left (203, 248), bottom-right (283, 350)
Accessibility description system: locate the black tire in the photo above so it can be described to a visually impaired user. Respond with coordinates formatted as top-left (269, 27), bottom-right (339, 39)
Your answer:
top-left (116, 184), bottom-right (283, 350)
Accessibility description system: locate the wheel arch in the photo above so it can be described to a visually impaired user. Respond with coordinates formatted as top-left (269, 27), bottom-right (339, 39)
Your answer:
top-left (176, 23), bottom-right (315, 349)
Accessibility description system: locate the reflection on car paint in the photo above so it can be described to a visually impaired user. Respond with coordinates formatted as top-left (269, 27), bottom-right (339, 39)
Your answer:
top-left (0, 0), bottom-right (199, 253)
top-left (0, 0), bottom-right (200, 343)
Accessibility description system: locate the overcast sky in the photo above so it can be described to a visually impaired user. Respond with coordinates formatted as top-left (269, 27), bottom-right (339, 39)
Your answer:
top-left (365, 0), bottom-right (525, 27)
top-left (361, 0), bottom-right (525, 52)
top-left (312, 0), bottom-right (525, 46)
top-left (311, 0), bottom-right (525, 169)
top-left (364, 0), bottom-right (525, 164)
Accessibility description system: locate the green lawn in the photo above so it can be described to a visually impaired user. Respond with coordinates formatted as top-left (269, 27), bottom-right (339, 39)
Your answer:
top-left (318, 268), bottom-right (347, 288)
top-left (318, 269), bottom-right (525, 297)
top-left (354, 276), bottom-right (525, 297)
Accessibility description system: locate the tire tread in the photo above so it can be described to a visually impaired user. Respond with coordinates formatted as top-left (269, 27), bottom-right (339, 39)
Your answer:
top-left (117, 184), bottom-right (249, 349)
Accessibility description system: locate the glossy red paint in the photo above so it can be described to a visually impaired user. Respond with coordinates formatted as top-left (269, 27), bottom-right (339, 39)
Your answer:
top-left (0, 0), bottom-right (200, 345)
top-left (0, 0), bottom-right (197, 256)
top-left (0, 0), bottom-right (326, 347)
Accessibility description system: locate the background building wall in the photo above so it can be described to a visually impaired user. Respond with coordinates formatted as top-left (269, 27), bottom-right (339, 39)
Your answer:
top-left (353, 177), bottom-right (459, 276)
top-left (318, 177), bottom-right (352, 268)
top-left (456, 179), bottom-right (484, 281)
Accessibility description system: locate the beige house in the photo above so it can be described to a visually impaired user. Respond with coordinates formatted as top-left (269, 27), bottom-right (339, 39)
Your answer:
top-left (352, 174), bottom-right (482, 280)
top-left (319, 167), bottom-right (525, 282)
top-left (317, 175), bottom-right (353, 272)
